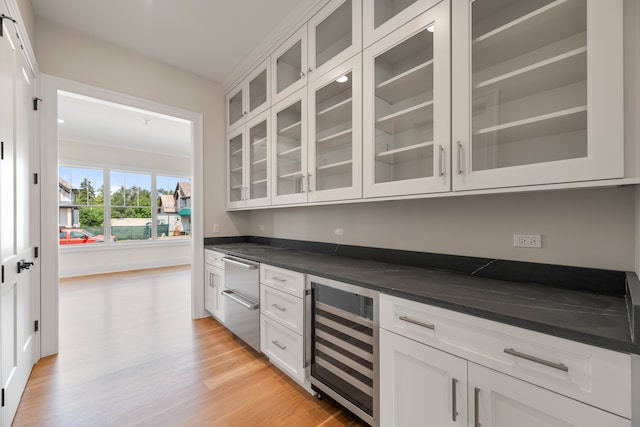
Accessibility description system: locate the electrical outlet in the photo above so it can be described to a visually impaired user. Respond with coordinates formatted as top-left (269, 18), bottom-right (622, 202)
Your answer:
top-left (334, 228), bottom-right (344, 236)
top-left (259, 224), bottom-right (265, 231)
top-left (514, 234), bottom-right (542, 248)
top-left (213, 224), bottom-right (220, 234)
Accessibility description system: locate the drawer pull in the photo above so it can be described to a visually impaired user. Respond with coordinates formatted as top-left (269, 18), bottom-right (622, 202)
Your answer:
top-left (452, 378), bottom-right (458, 421)
top-left (272, 303), bottom-right (287, 312)
top-left (272, 276), bottom-right (287, 282)
top-left (504, 348), bottom-right (569, 372)
top-left (474, 387), bottom-right (480, 427)
top-left (272, 340), bottom-right (287, 351)
top-left (399, 315), bottom-right (435, 330)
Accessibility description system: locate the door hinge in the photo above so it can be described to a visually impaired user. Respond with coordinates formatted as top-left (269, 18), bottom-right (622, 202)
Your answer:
top-left (1, 265), bottom-right (4, 283)
top-left (1, 387), bottom-right (4, 407)
top-left (34, 172), bottom-right (38, 184)
top-left (34, 320), bottom-right (39, 332)
top-left (34, 246), bottom-right (39, 258)
top-left (0, 14), bottom-right (16, 38)
top-left (33, 97), bottom-right (42, 111)
top-left (1, 141), bottom-right (4, 160)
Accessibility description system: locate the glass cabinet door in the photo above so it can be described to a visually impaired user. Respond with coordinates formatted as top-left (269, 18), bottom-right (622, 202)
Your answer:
top-left (272, 25), bottom-right (308, 105)
top-left (227, 128), bottom-right (245, 208)
top-left (271, 90), bottom-right (308, 205)
top-left (226, 87), bottom-right (244, 131)
top-left (246, 112), bottom-right (270, 206)
top-left (308, 0), bottom-right (362, 81)
top-left (363, 0), bottom-right (442, 47)
top-left (308, 55), bottom-right (362, 202)
top-left (247, 58), bottom-right (270, 118)
top-left (363, 2), bottom-right (450, 197)
top-left (452, 0), bottom-right (623, 190)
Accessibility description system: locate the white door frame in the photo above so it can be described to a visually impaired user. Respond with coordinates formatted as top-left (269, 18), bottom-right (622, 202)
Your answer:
top-left (39, 74), bottom-right (205, 357)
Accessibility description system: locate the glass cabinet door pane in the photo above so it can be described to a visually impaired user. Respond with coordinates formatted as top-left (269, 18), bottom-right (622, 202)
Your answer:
top-left (373, 26), bottom-right (435, 184)
top-left (228, 133), bottom-right (244, 202)
top-left (249, 69), bottom-right (268, 113)
top-left (315, 0), bottom-right (353, 69)
top-left (277, 41), bottom-right (303, 96)
top-left (228, 90), bottom-right (243, 127)
top-left (249, 119), bottom-right (268, 200)
top-left (314, 71), bottom-right (353, 191)
top-left (275, 100), bottom-right (304, 196)
top-left (374, 0), bottom-right (419, 29)
top-left (471, 0), bottom-right (587, 171)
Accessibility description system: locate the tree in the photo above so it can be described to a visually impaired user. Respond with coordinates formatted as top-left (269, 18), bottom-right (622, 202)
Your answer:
top-left (75, 178), bottom-right (96, 206)
top-left (79, 207), bottom-right (104, 227)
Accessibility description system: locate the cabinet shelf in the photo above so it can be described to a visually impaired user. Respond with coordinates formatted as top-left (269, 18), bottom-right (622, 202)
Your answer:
top-left (317, 128), bottom-right (352, 145)
top-left (316, 159), bottom-right (352, 171)
top-left (251, 157), bottom-right (267, 166)
top-left (231, 147), bottom-right (243, 156)
top-left (473, 0), bottom-right (585, 70)
top-left (278, 170), bottom-right (303, 179)
top-left (279, 145), bottom-right (302, 159)
top-left (251, 178), bottom-right (268, 185)
top-left (474, 105), bottom-right (587, 145)
top-left (252, 136), bottom-right (267, 146)
top-left (231, 184), bottom-right (243, 190)
top-left (376, 100), bottom-right (434, 134)
top-left (279, 121), bottom-right (302, 137)
top-left (231, 166), bottom-right (243, 173)
top-left (317, 97), bottom-right (352, 124)
top-left (376, 60), bottom-right (434, 104)
top-left (474, 46), bottom-right (586, 104)
top-left (376, 141), bottom-right (434, 164)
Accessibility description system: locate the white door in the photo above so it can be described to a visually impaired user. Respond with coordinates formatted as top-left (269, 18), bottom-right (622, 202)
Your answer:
top-left (0, 13), bottom-right (38, 427)
top-left (379, 329), bottom-right (467, 427)
top-left (468, 363), bottom-right (630, 427)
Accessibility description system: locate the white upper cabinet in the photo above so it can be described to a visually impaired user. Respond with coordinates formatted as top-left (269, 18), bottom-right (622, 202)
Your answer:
top-left (272, 25), bottom-right (309, 105)
top-left (451, 0), bottom-right (624, 191)
top-left (308, 55), bottom-right (362, 202)
top-left (363, 0), bottom-right (443, 47)
top-left (227, 111), bottom-right (271, 209)
top-left (363, 1), bottom-right (451, 198)
top-left (226, 58), bottom-right (270, 132)
top-left (308, 0), bottom-right (362, 81)
top-left (271, 89), bottom-right (309, 205)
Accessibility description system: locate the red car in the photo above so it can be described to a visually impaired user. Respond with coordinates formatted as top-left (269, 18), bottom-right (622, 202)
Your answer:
top-left (59, 227), bottom-right (116, 244)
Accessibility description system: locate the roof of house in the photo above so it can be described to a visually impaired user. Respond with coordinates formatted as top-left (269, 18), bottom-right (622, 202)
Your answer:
top-left (59, 178), bottom-right (76, 193)
top-left (175, 181), bottom-right (191, 199)
top-left (160, 194), bottom-right (176, 213)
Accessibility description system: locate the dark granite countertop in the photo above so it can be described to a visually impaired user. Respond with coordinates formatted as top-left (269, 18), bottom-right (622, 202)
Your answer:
top-left (205, 242), bottom-right (639, 355)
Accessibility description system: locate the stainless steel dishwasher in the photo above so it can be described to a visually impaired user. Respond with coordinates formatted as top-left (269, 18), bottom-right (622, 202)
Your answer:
top-left (306, 275), bottom-right (379, 426)
top-left (222, 256), bottom-right (260, 352)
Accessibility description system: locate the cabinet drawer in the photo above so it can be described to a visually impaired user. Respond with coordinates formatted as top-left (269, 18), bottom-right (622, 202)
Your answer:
top-left (260, 315), bottom-right (305, 384)
top-left (204, 250), bottom-right (225, 269)
top-left (380, 294), bottom-right (631, 418)
top-left (260, 264), bottom-right (305, 297)
top-left (260, 284), bottom-right (304, 335)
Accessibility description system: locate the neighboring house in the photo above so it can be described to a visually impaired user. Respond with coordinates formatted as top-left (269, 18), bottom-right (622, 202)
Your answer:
top-left (175, 181), bottom-right (191, 234)
top-left (58, 178), bottom-right (79, 227)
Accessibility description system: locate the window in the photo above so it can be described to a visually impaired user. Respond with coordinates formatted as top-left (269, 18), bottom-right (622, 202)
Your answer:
top-left (59, 166), bottom-right (191, 245)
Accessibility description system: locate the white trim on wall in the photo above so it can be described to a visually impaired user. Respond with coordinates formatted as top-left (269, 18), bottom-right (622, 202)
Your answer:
top-left (40, 74), bottom-right (205, 357)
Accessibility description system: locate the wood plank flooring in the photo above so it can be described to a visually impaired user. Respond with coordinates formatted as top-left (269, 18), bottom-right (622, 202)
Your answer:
top-left (12, 266), bottom-right (365, 426)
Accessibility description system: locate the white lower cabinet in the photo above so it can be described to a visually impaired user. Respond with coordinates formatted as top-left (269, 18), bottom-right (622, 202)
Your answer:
top-left (380, 328), bottom-right (467, 426)
top-left (204, 250), bottom-right (225, 323)
top-left (469, 362), bottom-right (629, 427)
top-left (259, 264), bottom-right (311, 391)
top-left (379, 294), bottom-right (632, 427)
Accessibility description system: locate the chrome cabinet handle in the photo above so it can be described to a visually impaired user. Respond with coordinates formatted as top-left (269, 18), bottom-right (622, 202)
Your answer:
top-left (457, 141), bottom-right (463, 175)
top-left (272, 340), bottom-right (287, 351)
top-left (222, 257), bottom-right (258, 270)
top-left (504, 348), bottom-right (569, 372)
top-left (221, 289), bottom-right (259, 310)
top-left (272, 303), bottom-right (287, 312)
top-left (308, 173), bottom-right (313, 192)
top-left (474, 387), bottom-right (480, 427)
top-left (272, 276), bottom-right (286, 282)
top-left (452, 378), bottom-right (458, 421)
top-left (439, 145), bottom-right (445, 177)
top-left (301, 174), bottom-right (307, 193)
top-left (399, 315), bottom-right (435, 330)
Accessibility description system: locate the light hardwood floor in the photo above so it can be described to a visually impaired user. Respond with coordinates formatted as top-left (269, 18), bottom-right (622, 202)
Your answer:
top-left (12, 266), bottom-right (365, 426)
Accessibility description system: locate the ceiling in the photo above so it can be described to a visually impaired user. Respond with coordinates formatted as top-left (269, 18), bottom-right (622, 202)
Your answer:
top-left (30, 0), bottom-right (319, 156)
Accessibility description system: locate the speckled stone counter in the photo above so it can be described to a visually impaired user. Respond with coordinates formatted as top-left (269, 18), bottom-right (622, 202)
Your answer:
top-left (205, 241), bottom-right (639, 354)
